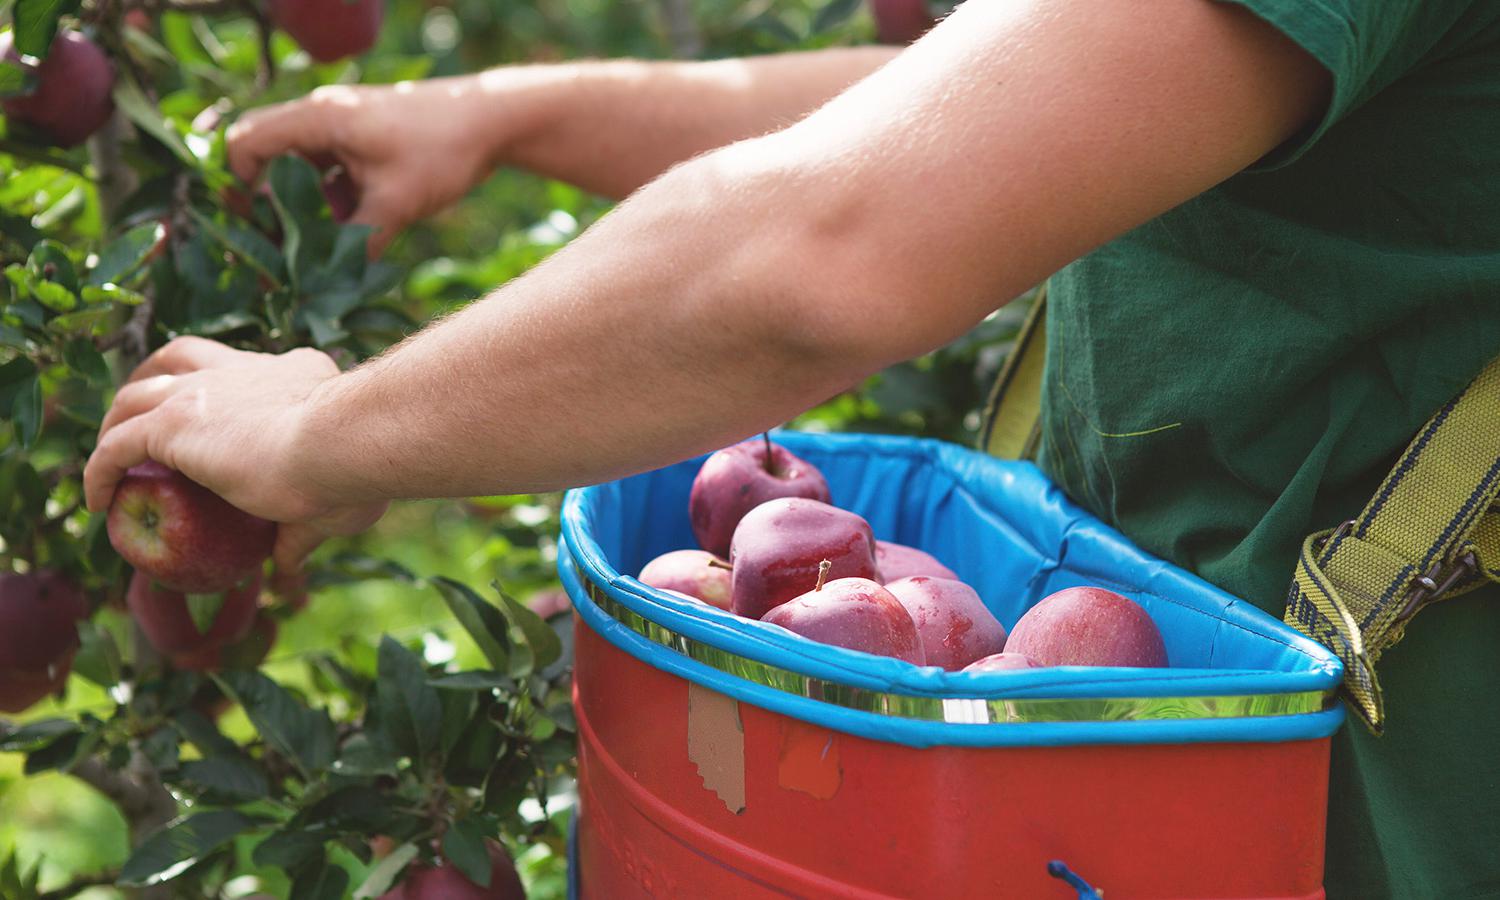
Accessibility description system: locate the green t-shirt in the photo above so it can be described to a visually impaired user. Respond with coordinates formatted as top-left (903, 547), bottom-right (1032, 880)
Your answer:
top-left (1035, 2), bottom-right (1500, 897)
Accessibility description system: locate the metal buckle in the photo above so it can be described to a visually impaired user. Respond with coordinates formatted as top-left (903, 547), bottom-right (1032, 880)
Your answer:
top-left (1398, 549), bottom-right (1478, 620)
top-left (1315, 519), bottom-right (1356, 555)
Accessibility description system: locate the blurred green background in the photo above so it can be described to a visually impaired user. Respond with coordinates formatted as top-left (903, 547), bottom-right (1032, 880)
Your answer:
top-left (0, 0), bottom-right (1019, 896)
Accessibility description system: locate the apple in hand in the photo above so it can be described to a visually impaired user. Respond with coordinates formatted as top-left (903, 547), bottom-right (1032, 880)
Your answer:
top-left (379, 839), bottom-right (526, 899)
top-left (0, 31), bottom-right (115, 147)
top-left (269, 0), bottom-right (384, 63)
top-left (728, 498), bottom-right (877, 619)
top-left (127, 570), bottom-right (262, 656)
top-left (963, 652), bottom-right (1038, 672)
top-left (639, 549), bottom-right (732, 610)
top-left (876, 540), bottom-right (958, 582)
top-left (885, 576), bottom-right (1006, 670)
top-left (108, 461), bottom-right (276, 593)
top-left (1006, 587), bottom-right (1169, 668)
top-left (762, 566), bottom-right (924, 664)
top-left (689, 436), bottom-right (831, 557)
top-left (0, 571), bottom-right (87, 713)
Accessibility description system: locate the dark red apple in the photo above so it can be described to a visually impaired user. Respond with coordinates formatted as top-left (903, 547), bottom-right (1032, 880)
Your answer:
top-left (876, 540), bottom-right (957, 582)
top-left (108, 461), bottom-right (276, 593)
top-left (762, 573), bottom-right (923, 664)
top-left (728, 498), bottom-right (877, 620)
top-left (1006, 587), bottom-right (1169, 668)
top-left (885, 576), bottom-right (1006, 670)
top-left (322, 167), bottom-right (359, 222)
top-left (639, 549), bottom-right (732, 610)
top-left (0, 30), bottom-right (115, 147)
top-left (172, 612), bottom-right (278, 672)
top-left (127, 570), bottom-right (262, 656)
top-left (689, 436), bottom-right (831, 557)
top-left (269, 0), bottom-right (384, 63)
top-left (0, 571), bottom-right (86, 713)
top-left (963, 652), bottom-right (1038, 672)
top-left (379, 839), bottom-right (526, 899)
top-left (870, 0), bottom-right (934, 44)
top-left (525, 588), bottom-right (572, 620)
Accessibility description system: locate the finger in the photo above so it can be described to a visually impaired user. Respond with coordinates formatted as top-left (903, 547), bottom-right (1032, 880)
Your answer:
top-left (127, 336), bottom-right (252, 384)
top-left (271, 523), bottom-right (329, 574)
top-left (226, 99), bottom-right (340, 185)
top-left (99, 374), bottom-right (178, 437)
top-left (84, 413), bottom-right (157, 513)
top-left (349, 190), bottom-right (404, 257)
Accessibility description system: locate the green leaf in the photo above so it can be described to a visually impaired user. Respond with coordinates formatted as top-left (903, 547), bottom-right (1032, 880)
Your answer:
top-left (79, 283), bottom-right (147, 306)
top-left (812, 0), bottom-right (863, 32)
top-left (11, 376), bottom-right (41, 448)
top-left (429, 671), bottom-right (514, 691)
top-left (267, 155), bottom-right (328, 290)
top-left (71, 621), bottom-right (123, 688)
top-left (88, 221), bottom-right (164, 287)
top-left (289, 859), bottom-right (350, 900)
top-left (46, 306), bottom-right (114, 334)
top-left (439, 687), bottom-right (478, 759)
top-left (442, 817), bottom-right (493, 889)
top-left (112, 76), bottom-right (199, 169)
top-left (187, 208), bottom-right (284, 286)
top-left (178, 757), bottom-right (269, 802)
top-left (0, 62), bottom-right (27, 98)
top-left (171, 708), bottom-right (239, 758)
top-left (24, 728), bottom-right (96, 774)
top-left (288, 785), bottom-right (397, 834)
top-left (27, 239), bottom-right (77, 293)
top-left (184, 592), bottom-right (225, 635)
top-left (496, 583), bottom-right (563, 673)
top-left (62, 337), bottom-right (109, 385)
top-left (351, 841), bottom-right (418, 900)
top-left (375, 635), bottom-right (442, 764)
top-left (215, 671), bottom-right (336, 775)
top-left (30, 279), bottom-right (76, 311)
top-left (0, 718), bottom-right (78, 752)
top-left (252, 829), bottom-right (327, 870)
top-left (118, 810), bottom-right (258, 886)
top-left (0, 212), bottom-right (41, 250)
top-left (330, 732), bottom-right (397, 777)
top-left (302, 308), bottom-right (347, 347)
top-left (177, 310), bottom-right (260, 337)
top-left (432, 577), bottom-right (510, 673)
top-left (12, 0), bottom-right (82, 57)
top-left (0, 357), bottom-right (38, 411)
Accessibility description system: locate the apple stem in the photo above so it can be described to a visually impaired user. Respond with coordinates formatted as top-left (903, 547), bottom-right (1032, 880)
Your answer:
top-left (760, 432), bottom-right (779, 475)
top-left (707, 558), bottom-right (733, 571)
top-left (815, 559), bottom-right (831, 592)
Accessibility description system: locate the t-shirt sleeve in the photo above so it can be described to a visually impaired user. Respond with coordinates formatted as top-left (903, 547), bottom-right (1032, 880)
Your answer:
top-left (1217, 0), bottom-right (1479, 168)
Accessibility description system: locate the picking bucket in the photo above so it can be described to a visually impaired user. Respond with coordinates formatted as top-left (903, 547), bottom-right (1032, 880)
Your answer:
top-left (560, 432), bottom-right (1344, 899)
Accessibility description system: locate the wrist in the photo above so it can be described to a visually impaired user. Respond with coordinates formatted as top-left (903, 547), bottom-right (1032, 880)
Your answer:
top-left (283, 371), bottom-right (359, 518)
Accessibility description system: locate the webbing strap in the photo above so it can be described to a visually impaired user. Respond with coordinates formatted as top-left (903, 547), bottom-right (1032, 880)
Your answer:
top-left (979, 287), bottom-right (1047, 461)
top-left (1285, 357), bottom-right (1500, 733)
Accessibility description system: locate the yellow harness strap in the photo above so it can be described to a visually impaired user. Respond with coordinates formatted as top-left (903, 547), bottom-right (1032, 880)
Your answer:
top-left (979, 286), bottom-right (1047, 461)
top-left (1284, 357), bottom-right (1500, 733)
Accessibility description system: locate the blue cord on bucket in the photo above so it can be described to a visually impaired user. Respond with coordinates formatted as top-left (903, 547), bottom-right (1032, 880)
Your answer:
top-left (1048, 860), bottom-right (1104, 899)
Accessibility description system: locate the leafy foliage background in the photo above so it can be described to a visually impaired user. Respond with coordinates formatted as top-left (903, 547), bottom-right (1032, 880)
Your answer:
top-left (0, 0), bottom-right (1021, 897)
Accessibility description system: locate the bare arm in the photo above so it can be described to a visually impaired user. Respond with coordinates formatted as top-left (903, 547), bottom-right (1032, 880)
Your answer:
top-left (226, 47), bottom-right (898, 250)
top-left (87, 0), bottom-right (1327, 566)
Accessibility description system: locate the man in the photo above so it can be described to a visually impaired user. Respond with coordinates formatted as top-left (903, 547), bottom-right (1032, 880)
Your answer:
top-left (83, 0), bottom-right (1500, 895)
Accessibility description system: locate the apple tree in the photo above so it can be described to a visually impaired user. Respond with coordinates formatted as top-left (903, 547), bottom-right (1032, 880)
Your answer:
top-left (0, 2), bottom-right (575, 897)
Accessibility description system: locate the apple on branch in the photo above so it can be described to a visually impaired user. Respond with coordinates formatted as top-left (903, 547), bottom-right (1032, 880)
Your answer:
top-left (127, 570), bottom-right (262, 657)
top-left (269, 0), bottom-right (384, 63)
top-left (0, 571), bottom-right (88, 713)
top-left (379, 839), bottom-right (526, 900)
top-left (0, 30), bottom-right (115, 148)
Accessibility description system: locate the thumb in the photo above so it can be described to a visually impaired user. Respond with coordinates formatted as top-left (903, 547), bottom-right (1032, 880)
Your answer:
top-left (271, 523), bottom-right (329, 574)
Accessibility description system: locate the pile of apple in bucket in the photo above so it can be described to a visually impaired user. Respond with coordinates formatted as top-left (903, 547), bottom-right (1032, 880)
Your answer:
top-left (640, 436), bottom-right (1169, 672)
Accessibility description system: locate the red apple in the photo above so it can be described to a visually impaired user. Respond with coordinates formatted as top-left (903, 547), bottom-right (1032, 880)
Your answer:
top-left (269, 0), bottom-right (384, 63)
top-left (762, 573), bottom-right (924, 664)
top-left (1006, 587), bottom-right (1169, 668)
top-left (525, 588), bottom-right (572, 620)
top-left (689, 436), bottom-right (831, 557)
top-left (0, 571), bottom-right (86, 713)
top-left (127, 570), bottom-right (262, 656)
top-left (322, 167), bottom-right (359, 222)
top-left (108, 461), bottom-right (276, 593)
top-left (870, 0), bottom-right (934, 44)
top-left (639, 549), bottom-right (732, 610)
top-left (728, 498), bottom-right (877, 620)
top-left (876, 540), bottom-right (957, 582)
top-left (0, 30), bottom-right (115, 147)
top-left (963, 652), bottom-right (1038, 672)
top-left (885, 576), bottom-right (1006, 670)
top-left (172, 611), bottom-right (278, 672)
top-left (380, 839), bottom-right (526, 899)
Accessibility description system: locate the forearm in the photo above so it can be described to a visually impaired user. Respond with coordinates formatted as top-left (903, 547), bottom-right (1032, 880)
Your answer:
top-left (294, 154), bottom-right (859, 502)
top-left (465, 47), bottom-right (899, 198)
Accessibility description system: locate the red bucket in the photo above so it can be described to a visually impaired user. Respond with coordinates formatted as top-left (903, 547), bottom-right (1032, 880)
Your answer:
top-left (560, 434), bottom-right (1344, 898)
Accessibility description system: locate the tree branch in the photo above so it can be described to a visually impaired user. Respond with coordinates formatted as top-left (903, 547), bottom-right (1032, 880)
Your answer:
top-left (655, 0), bottom-right (704, 58)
